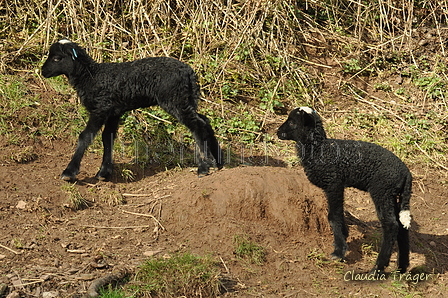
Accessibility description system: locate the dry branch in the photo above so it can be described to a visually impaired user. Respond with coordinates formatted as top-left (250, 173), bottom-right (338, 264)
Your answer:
top-left (120, 209), bottom-right (166, 231)
top-left (0, 243), bottom-right (20, 255)
top-left (82, 225), bottom-right (151, 229)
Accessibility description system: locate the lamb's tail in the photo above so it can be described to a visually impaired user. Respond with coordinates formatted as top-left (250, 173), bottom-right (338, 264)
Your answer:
top-left (398, 172), bottom-right (412, 229)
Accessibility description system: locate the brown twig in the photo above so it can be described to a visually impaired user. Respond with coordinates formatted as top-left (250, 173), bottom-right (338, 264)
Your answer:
top-left (82, 225), bottom-right (151, 229)
top-left (120, 209), bottom-right (166, 231)
top-left (0, 243), bottom-right (20, 255)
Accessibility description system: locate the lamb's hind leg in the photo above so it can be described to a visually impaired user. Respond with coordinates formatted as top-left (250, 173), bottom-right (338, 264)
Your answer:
top-left (179, 108), bottom-right (219, 176)
top-left (197, 113), bottom-right (223, 170)
top-left (96, 115), bottom-right (121, 180)
top-left (325, 187), bottom-right (348, 260)
top-left (396, 218), bottom-right (409, 273)
top-left (371, 197), bottom-right (399, 274)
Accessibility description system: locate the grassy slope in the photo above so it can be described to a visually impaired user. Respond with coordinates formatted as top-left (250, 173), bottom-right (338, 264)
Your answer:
top-left (1, 0), bottom-right (446, 172)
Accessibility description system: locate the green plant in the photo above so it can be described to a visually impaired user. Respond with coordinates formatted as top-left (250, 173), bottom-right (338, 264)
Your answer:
top-left (343, 59), bottom-right (363, 74)
top-left (307, 249), bottom-right (332, 268)
top-left (413, 75), bottom-right (446, 100)
top-left (130, 252), bottom-right (221, 297)
top-left (99, 287), bottom-right (127, 298)
top-left (360, 243), bottom-right (378, 257)
top-left (12, 238), bottom-right (23, 249)
top-left (234, 234), bottom-right (266, 265)
top-left (0, 74), bottom-right (86, 146)
top-left (259, 86), bottom-right (285, 112)
top-left (203, 107), bottom-right (261, 145)
top-left (395, 87), bottom-right (409, 97)
top-left (119, 165), bottom-right (136, 182)
top-left (307, 249), bottom-right (345, 274)
top-left (119, 108), bottom-right (191, 169)
top-left (61, 182), bottom-right (89, 210)
top-left (374, 82), bottom-right (392, 92)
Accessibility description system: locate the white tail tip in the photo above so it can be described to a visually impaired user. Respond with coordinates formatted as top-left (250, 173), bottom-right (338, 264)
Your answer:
top-left (399, 210), bottom-right (411, 229)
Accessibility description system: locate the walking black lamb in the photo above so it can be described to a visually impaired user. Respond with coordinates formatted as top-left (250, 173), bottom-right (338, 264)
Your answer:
top-left (277, 107), bottom-right (412, 274)
top-left (42, 39), bottom-right (223, 180)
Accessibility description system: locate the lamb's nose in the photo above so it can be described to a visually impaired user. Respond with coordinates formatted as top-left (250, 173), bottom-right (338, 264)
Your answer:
top-left (277, 131), bottom-right (286, 139)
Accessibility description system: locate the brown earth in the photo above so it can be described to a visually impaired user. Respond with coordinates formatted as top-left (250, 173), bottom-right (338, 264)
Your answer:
top-left (0, 137), bottom-right (447, 297)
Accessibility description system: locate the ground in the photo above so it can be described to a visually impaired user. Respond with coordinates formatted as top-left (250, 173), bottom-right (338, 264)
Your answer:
top-left (0, 136), bottom-right (447, 297)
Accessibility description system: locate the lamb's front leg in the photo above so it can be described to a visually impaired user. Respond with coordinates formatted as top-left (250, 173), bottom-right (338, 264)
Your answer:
top-left (96, 115), bottom-right (121, 180)
top-left (325, 188), bottom-right (348, 260)
top-left (62, 115), bottom-right (105, 181)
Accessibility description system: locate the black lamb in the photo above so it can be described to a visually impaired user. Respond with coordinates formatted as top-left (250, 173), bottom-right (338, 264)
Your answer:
top-left (41, 38), bottom-right (223, 180)
top-left (277, 107), bottom-right (412, 274)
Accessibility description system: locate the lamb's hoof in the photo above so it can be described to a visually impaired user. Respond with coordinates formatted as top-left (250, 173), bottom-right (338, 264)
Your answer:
top-left (197, 172), bottom-right (210, 178)
top-left (61, 169), bottom-right (77, 181)
top-left (95, 174), bottom-right (108, 181)
top-left (330, 253), bottom-right (345, 262)
top-left (197, 164), bottom-right (210, 178)
top-left (95, 171), bottom-right (111, 181)
top-left (95, 165), bottom-right (113, 181)
top-left (216, 160), bottom-right (224, 170)
top-left (61, 174), bottom-right (76, 181)
top-left (369, 267), bottom-right (386, 276)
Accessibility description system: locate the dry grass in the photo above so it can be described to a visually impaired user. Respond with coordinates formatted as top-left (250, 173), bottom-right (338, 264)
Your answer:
top-left (1, 0), bottom-right (447, 170)
top-left (2, 0), bottom-right (447, 99)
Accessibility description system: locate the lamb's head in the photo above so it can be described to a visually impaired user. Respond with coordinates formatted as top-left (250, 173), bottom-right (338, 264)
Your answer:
top-left (41, 39), bottom-right (83, 78)
top-left (277, 107), bottom-right (326, 143)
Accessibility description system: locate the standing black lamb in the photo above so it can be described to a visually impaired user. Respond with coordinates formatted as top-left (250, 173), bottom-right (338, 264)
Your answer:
top-left (42, 39), bottom-right (223, 180)
top-left (277, 107), bottom-right (412, 274)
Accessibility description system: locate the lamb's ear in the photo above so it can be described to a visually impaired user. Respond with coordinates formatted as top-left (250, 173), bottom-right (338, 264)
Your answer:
top-left (66, 45), bottom-right (78, 60)
top-left (59, 42), bottom-right (78, 60)
top-left (302, 111), bottom-right (316, 129)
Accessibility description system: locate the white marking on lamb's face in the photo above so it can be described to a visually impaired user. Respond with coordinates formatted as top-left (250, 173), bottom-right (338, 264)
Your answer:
top-left (58, 38), bottom-right (72, 44)
top-left (399, 210), bottom-right (411, 229)
top-left (299, 106), bottom-right (314, 114)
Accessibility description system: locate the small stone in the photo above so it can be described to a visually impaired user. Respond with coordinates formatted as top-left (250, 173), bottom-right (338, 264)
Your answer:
top-left (143, 250), bottom-right (161, 257)
top-left (16, 201), bottom-right (27, 209)
top-left (76, 274), bottom-right (95, 281)
top-left (67, 268), bottom-right (79, 275)
top-left (430, 241), bottom-right (436, 247)
top-left (418, 39), bottom-right (429, 46)
top-left (42, 291), bottom-right (59, 298)
top-left (6, 291), bottom-right (20, 298)
top-left (10, 279), bottom-right (22, 287)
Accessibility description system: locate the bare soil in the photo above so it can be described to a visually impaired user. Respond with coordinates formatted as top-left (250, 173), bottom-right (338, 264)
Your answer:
top-left (0, 137), bottom-right (447, 297)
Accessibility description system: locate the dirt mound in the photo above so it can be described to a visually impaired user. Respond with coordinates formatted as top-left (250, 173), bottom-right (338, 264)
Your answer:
top-left (165, 166), bottom-right (329, 236)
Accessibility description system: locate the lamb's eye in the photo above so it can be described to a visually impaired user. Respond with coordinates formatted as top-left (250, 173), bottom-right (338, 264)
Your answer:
top-left (53, 57), bottom-right (61, 62)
